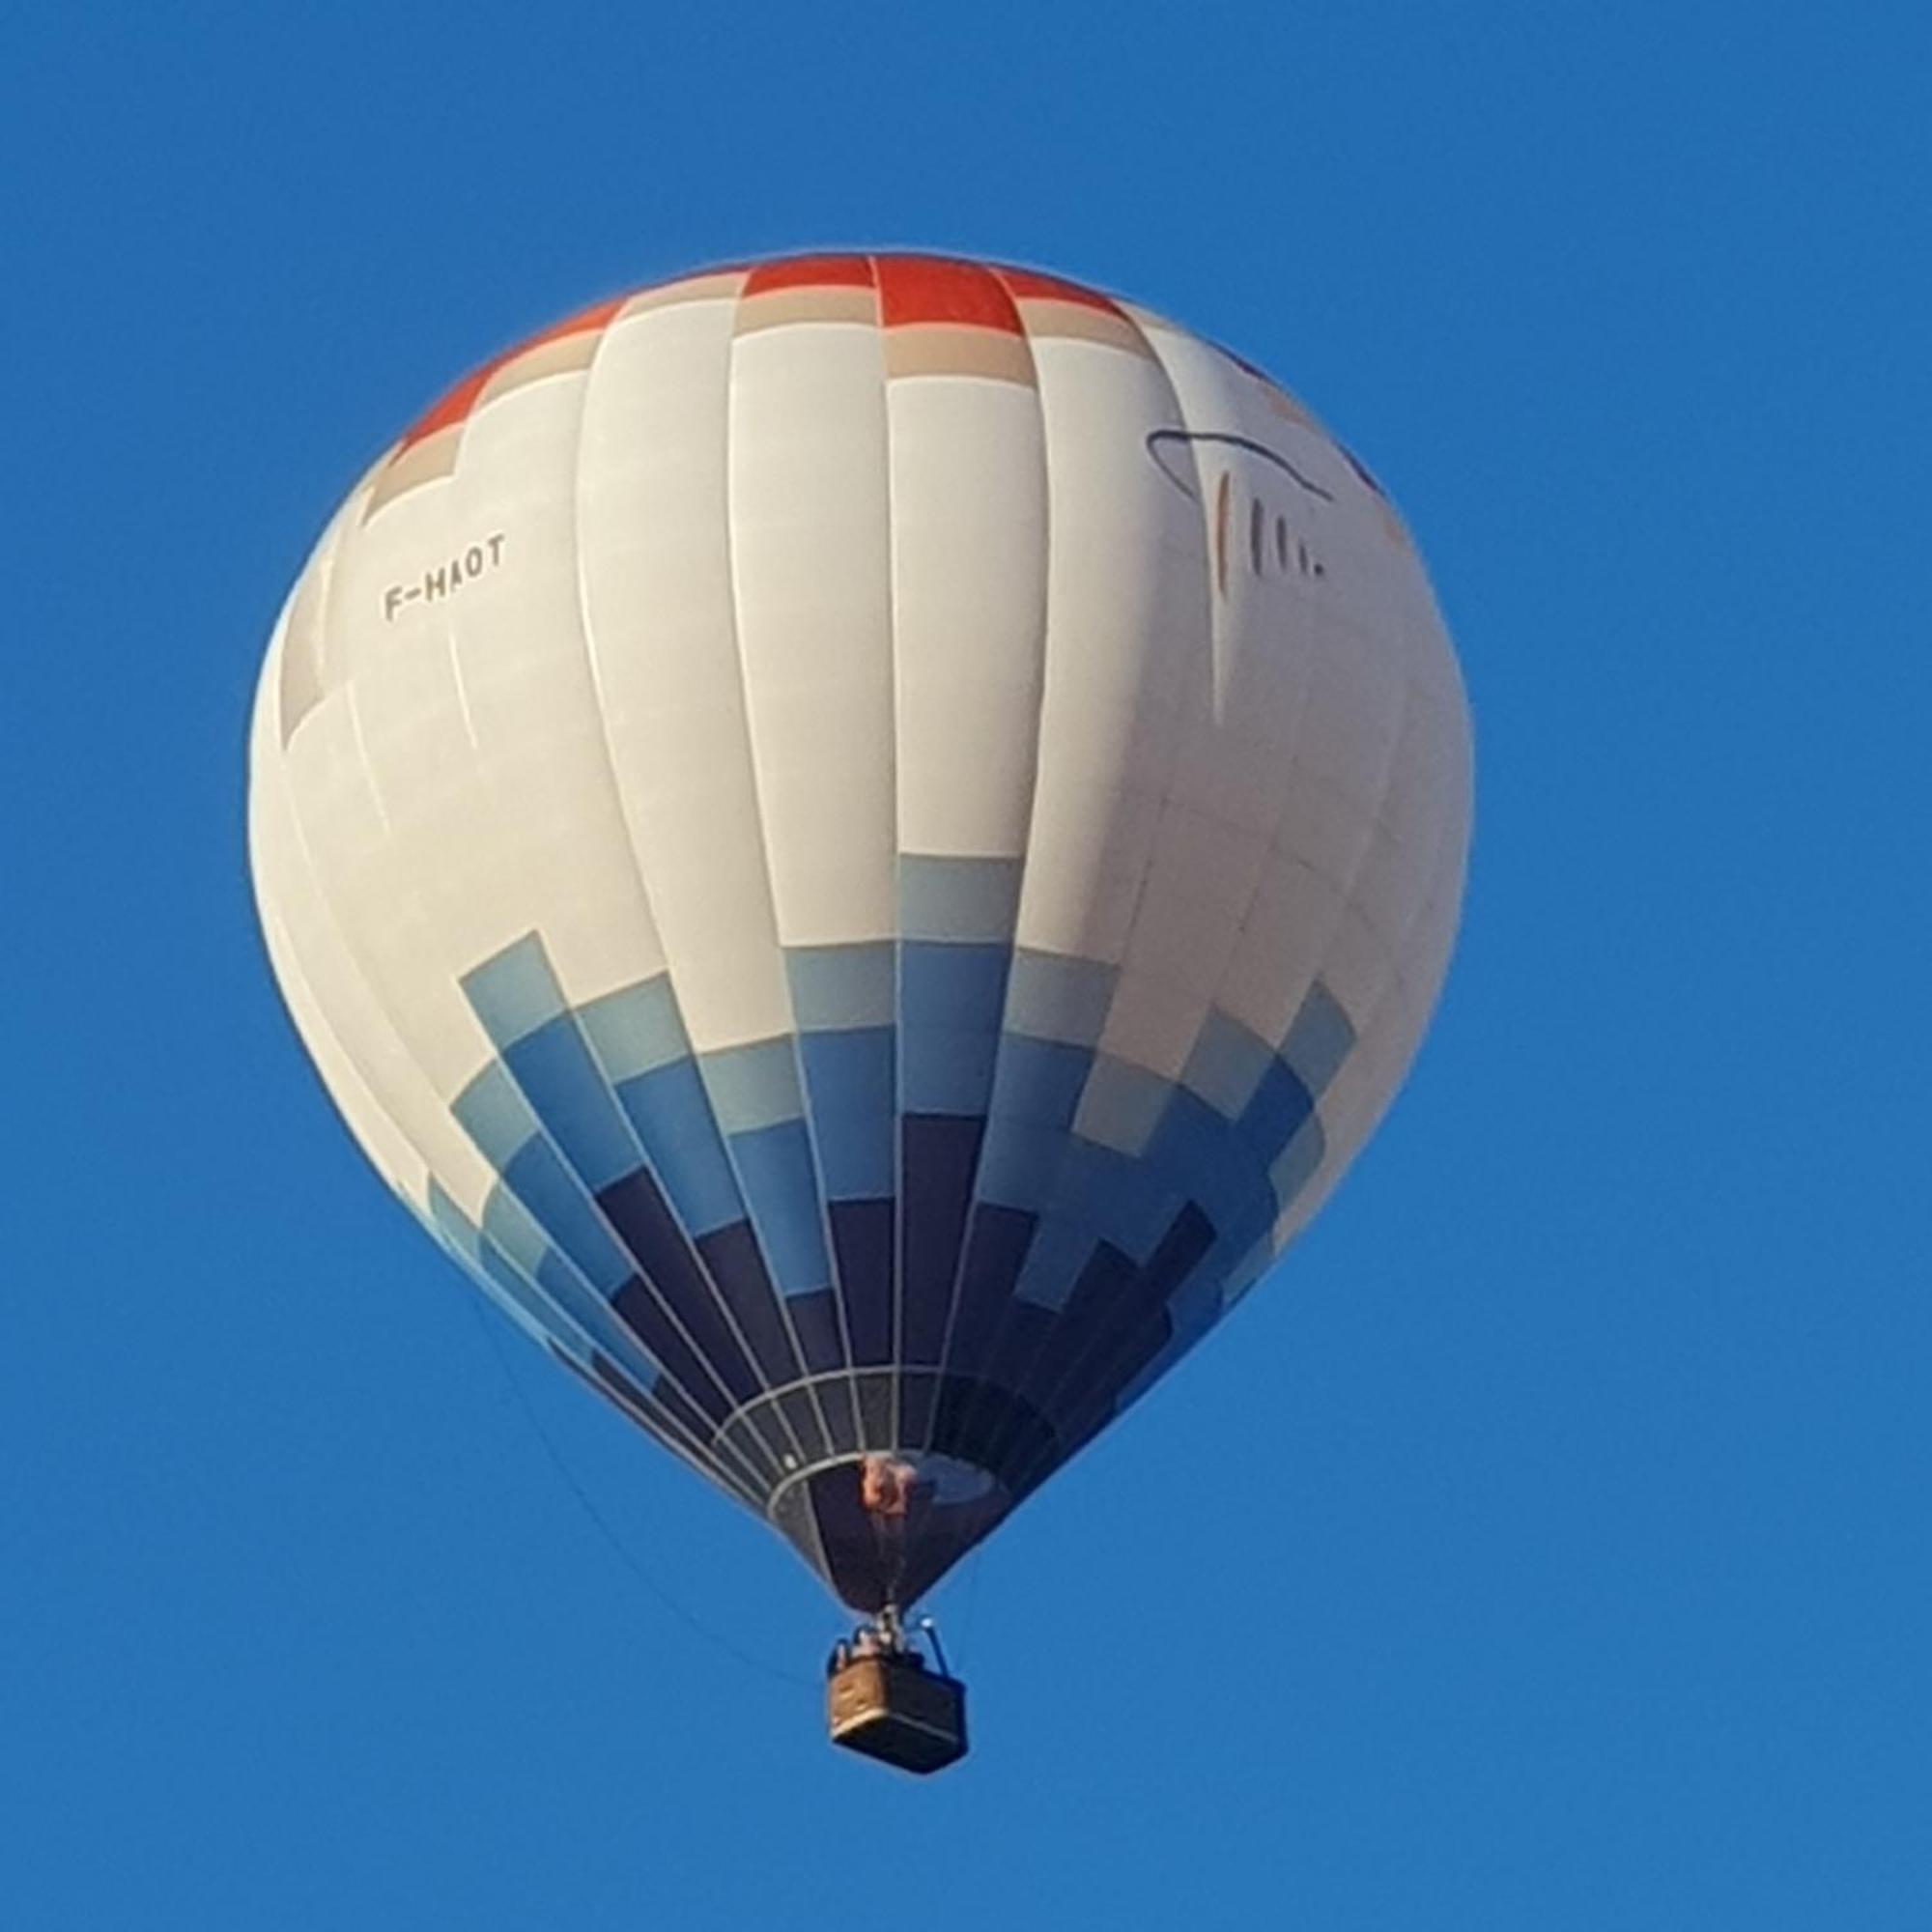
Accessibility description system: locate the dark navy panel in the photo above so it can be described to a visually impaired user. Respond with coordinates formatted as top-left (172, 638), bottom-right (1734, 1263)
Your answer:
top-left (694, 1221), bottom-right (806, 1390)
top-left (1014, 1239), bottom-right (1139, 1410)
top-left (925, 1373), bottom-right (1057, 1477)
top-left (596, 1168), bottom-right (759, 1406)
top-left (828, 1198), bottom-right (895, 1366)
top-left (978, 1298), bottom-right (1058, 1437)
top-left (608, 1278), bottom-right (738, 1423)
top-left (787, 1286), bottom-right (847, 1376)
top-left (898, 1112), bottom-right (986, 1365)
top-left (816, 1371), bottom-right (862, 1456)
top-left (940, 1203), bottom-right (1037, 1384)
top-left (1024, 1202), bottom-right (1220, 1491)
top-left (777, 1387), bottom-right (830, 1460)
top-left (853, 1369), bottom-right (895, 1446)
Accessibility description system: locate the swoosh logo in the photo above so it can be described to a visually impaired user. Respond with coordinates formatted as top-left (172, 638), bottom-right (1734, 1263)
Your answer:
top-left (1144, 429), bottom-right (1335, 503)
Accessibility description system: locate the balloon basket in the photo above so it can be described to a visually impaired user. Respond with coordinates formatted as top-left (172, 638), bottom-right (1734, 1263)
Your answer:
top-left (826, 1651), bottom-right (968, 1775)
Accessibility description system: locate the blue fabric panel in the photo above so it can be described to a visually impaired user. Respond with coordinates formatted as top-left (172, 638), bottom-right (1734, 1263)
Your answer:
top-left (900, 941), bottom-right (1010, 1033)
top-left (1168, 1267), bottom-right (1227, 1351)
top-left (1062, 1136), bottom-right (1184, 1261)
top-left (1281, 979), bottom-right (1356, 1098)
top-left (899, 941), bottom-right (1009, 1114)
top-left (1014, 1123), bottom-right (1188, 1308)
top-left (419, 1196), bottom-right (549, 1347)
top-left (786, 942), bottom-right (895, 1030)
top-left (502, 1012), bottom-right (638, 1193)
top-left (451, 1061), bottom-right (536, 1172)
top-left (478, 1182), bottom-right (552, 1281)
top-left (1144, 1089), bottom-right (1276, 1259)
top-left (1003, 948), bottom-right (1117, 1047)
top-left (901, 1022), bottom-right (1003, 1118)
top-left (1012, 1210), bottom-right (1099, 1311)
top-left (531, 1246), bottom-right (655, 1378)
top-left (611, 1059), bottom-right (742, 1236)
top-left (426, 1179), bottom-right (483, 1267)
top-left (989, 1034), bottom-right (1092, 1129)
top-left (1016, 1135), bottom-right (1183, 1313)
top-left (1220, 1236), bottom-right (1278, 1309)
top-left (729, 1120), bottom-right (832, 1297)
top-left (795, 1026), bottom-right (895, 1199)
top-left (578, 975), bottom-right (691, 1083)
top-left (975, 1034), bottom-right (1091, 1210)
top-left (1270, 1113), bottom-right (1328, 1209)
top-left (1183, 1007), bottom-right (1274, 1118)
top-left (472, 1219), bottom-right (650, 1397)
top-left (975, 1117), bottom-right (1073, 1211)
top-left (699, 1037), bottom-right (805, 1135)
top-left (1238, 1058), bottom-right (1316, 1160)
top-left (475, 1236), bottom-right (568, 1344)
top-left (498, 1136), bottom-right (632, 1294)
top-left (460, 932), bottom-right (564, 1048)
top-left (898, 854), bottom-right (1023, 942)
top-left (1075, 1054), bottom-right (1172, 1155)
top-left (465, 1232), bottom-right (564, 1343)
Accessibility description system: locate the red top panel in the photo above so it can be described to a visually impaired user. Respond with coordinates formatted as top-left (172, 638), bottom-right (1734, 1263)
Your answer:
top-left (993, 266), bottom-right (1122, 313)
top-left (876, 255), bottom-right (1023, 334)
top-left (398, 297), bottom-right (625, 451)
top-left (742, 253), bottom-right (876, 295)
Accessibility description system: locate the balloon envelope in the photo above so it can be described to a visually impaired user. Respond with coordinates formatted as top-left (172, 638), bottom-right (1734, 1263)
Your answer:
top-left (248, 253), bottom-right (1471, 1610)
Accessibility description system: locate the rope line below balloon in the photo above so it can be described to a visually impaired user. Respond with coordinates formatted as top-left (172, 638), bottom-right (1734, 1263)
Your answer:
top-left (467, 1296), bottom-right (815, 1691)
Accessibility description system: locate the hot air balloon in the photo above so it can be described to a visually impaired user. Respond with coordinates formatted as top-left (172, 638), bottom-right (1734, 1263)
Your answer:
top-left (248, 251), bottom-right (1471, 1773)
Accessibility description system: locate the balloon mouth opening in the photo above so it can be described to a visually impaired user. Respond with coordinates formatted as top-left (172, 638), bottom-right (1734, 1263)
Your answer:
top-left (770, 1452), bottom-right (1015, 1614)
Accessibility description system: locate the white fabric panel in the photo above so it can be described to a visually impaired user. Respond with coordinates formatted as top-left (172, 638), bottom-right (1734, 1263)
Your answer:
top-left (1012, 335), bottom-right (1201, 966)
top-left (1092, 326), bottom-right (1343, 1083)
top-left (726, 315), bottom-right (896, 944)
top-left (1125, 309), bottom-right (1468, 1122)
top-left (279, 674), bottom-right (491, 1099)
top-left (574, 290), bottom-right (793, 1051)
top-left (433, 359), bottom-right (665, 1012)
top-left (250, 617), bottom-right (421, 1205)
top-left (887, 370), bottom-right (1049, 860)
top-left (250, 655), bottom-right (505, 1228)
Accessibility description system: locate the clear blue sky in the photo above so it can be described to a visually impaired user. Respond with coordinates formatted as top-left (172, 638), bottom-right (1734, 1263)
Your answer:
top-left (4, 4), bottom-right (1927, 1925)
